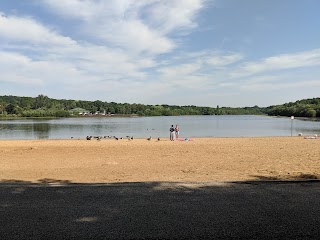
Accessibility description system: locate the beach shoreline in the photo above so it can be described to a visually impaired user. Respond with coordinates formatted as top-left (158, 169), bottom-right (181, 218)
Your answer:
top-left (1, 137), bottom-right (319, 183)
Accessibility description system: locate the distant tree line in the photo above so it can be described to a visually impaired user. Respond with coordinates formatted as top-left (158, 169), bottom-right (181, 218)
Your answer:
top-left (0, 95), bottom-right (265, 118)
top-left (1, 95), bottom-right (318, 118)
top-left (264, 98), bottom-right (320, 118)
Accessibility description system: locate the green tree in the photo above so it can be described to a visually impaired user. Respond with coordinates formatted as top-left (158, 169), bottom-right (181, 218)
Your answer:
top-left (305, 108), bottom-right (317, 118)
top-left (5, 104), bottom-right (16, 114)
top-left (33, 94), bottom-right (49, 109)
top-left (0, 103), bottom-right (5, 114)
top-left (216, 105), bottom-right (221, 115)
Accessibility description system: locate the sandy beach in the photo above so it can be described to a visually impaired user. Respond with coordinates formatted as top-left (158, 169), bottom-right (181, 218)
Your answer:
top-left (1, 137), bottom-right (319, 183)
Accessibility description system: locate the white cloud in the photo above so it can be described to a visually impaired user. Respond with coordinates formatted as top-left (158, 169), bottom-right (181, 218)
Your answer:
top-left (1, 1), bottom-right (319, 107)
top-left (0, 12), bottom-right (156, 83)
top-left (231, 49), bottom-right (320, 78)
top-left (159, 63), bottom-right (202, 77)
top-left (155, 51), bottom-right (242, 90)
top-left (244, 75), bottom-right (280, 84)
top-left (205, 53), bottom-right (243, 67)
top-left (0, 14), bottom-right (154, 98)
top-left (164, 50), bottom-right (243, 67)
top-left (40, 0), bottom-right (103, 21)
top-left (40, 0), bottom-right (205, 55)
top-left (0, 2), bottom-right (210, 102)
top-left (144, 0), bottom-right (204, 34)
top-left (95, 19), bottom-right (175, 55)
top-left (241, 80), bottom-right (320, 92)
top-left (0, 50), bottom-right (94, 86)
top-left (0, 13), bottom-right (75, 46)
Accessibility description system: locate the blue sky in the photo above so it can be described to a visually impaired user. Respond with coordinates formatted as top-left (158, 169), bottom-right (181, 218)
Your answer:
top-left (0, 0), bottom-right (319, 107)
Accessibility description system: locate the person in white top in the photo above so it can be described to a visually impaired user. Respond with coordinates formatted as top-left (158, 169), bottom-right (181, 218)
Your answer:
top-left (169, 125), bottom-right (175, 141)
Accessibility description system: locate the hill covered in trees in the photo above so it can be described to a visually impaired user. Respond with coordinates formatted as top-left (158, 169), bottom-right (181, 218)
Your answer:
top-left (0, 95), bottom-right (319, 118)
top-left (0, 94), bottom-right (263, 118)
top-left (264, 98), bottom-right (320, 118)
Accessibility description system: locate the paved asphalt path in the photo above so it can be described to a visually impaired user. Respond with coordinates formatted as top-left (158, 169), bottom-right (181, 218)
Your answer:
top-left (1, 181), bottom-right (320, 239)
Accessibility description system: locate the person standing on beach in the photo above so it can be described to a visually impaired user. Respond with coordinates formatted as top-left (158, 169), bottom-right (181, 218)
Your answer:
top-left (175, 124), bottom-right (180, 140)
top-left (169, 125), bottom-right (175, 141)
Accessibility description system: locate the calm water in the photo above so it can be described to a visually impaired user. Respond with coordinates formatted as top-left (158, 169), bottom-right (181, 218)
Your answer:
top-left (0, 115), bottom-right (319, 140)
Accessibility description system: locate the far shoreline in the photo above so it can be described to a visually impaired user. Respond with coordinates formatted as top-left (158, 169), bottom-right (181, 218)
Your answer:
top-left (1, 114), bottom-right (319, 121)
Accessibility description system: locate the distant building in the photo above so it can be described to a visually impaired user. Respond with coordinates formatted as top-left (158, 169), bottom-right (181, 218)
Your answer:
top-left (69, 108), bottom-right (90, 116)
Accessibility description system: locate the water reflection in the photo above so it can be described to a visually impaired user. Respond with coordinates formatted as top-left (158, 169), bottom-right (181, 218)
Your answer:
top-left (0, 116), bottom-right (319, 140)
top-left (0, 120), bottom-right (50, 139)
top-left (33, 123), bottom-right (50, 139)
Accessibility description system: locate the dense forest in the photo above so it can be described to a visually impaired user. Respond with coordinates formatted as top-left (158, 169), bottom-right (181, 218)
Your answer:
top-left (0, 94), bottom-right (263, 117)
top-left (0, 95), bottom-right (319, 118)
top-left (264, 98), bottom-right (320, 118)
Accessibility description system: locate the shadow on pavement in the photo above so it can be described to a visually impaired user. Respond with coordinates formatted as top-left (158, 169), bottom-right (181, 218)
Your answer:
top-left (1, 178), bottom-right (320, 239)
top-left (250, 173), bottom-right (319, 181)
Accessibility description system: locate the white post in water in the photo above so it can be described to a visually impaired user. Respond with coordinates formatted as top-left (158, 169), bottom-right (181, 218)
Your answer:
top-left (291, 116), bottom-right (294, 136)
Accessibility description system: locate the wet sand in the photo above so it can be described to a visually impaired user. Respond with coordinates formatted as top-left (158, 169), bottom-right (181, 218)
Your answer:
top-left (1, 137), bottom-right (320, 183)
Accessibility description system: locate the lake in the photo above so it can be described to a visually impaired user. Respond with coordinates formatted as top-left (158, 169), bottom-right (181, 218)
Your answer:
top-left (0, 115), bottom-right (319, 140)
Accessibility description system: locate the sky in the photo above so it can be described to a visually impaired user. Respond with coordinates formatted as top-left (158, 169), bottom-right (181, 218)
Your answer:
top-left (0, 0), bottom-right (319, 107)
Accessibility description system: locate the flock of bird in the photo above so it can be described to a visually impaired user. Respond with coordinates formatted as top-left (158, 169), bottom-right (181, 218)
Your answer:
top-left (85, 135), bottom-right (132, 141)
top-left (83, 135), bottom-right (161, 141)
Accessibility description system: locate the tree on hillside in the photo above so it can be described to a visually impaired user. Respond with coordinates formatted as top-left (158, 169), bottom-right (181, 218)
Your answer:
top-left (33, 94), bottom-right (49, 109)
top-left (0, 103), bottom-right (5, 114)
top-left (5, 103), bottom-right (16, 114)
